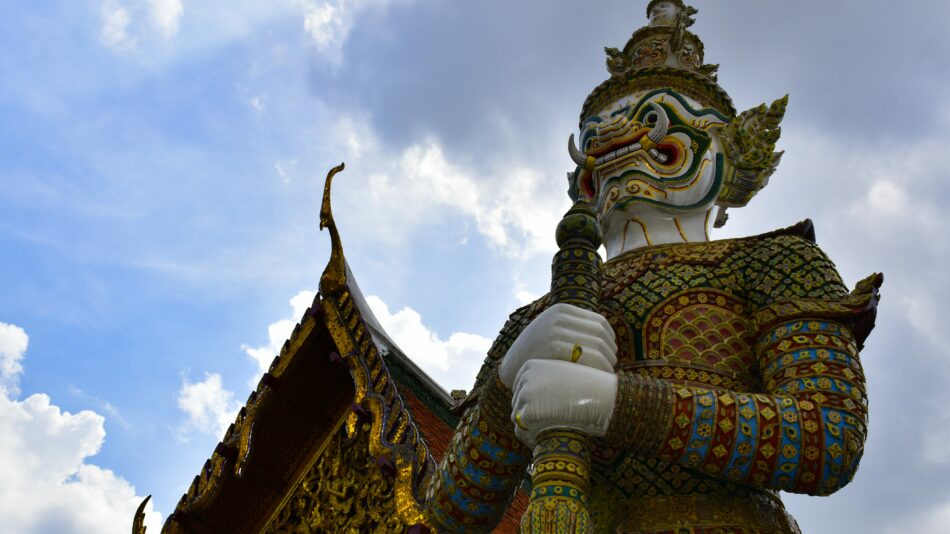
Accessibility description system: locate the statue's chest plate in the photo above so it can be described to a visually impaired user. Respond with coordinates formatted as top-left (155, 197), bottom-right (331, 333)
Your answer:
top-left (592, 242), bottom-right (765, 501)
top-left (600, 241), bottom-right (761, 392)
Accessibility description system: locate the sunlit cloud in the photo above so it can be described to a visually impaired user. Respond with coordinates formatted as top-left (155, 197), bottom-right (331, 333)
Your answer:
top-left (365, 294), bottom-right (490, 392)
top-left (100, 1), bottom-right (136, 51)
top-left (148, 0), bottom-right (184, 39)
top-left (0, 323), bottom-right (159, 533)
top-left (176, 372), bottom-right (241, 439)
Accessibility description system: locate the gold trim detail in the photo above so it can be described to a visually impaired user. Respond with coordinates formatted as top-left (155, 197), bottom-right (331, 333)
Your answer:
top-left (673, 217), bottom-right (689, 242)
top-left (624, 218), bottom-right (653, 247)
top-left (703, 208), bottom-right (711, 240)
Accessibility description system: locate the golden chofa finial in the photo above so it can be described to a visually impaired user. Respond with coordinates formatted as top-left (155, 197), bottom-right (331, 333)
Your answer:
top-left (319, 162), bottom-right (347, 296)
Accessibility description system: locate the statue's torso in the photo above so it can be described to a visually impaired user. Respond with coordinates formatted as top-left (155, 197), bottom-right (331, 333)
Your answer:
top-left (581, 232), bottom-right (844, 533)
top-left (464, 226), bottom-right (848, 533)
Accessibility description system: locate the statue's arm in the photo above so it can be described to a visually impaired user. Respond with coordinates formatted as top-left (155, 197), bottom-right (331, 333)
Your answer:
top-left (421, 303), bottom-right (547, 532)
top-left (605, 237), bottom-right (879, 495)
top-left (606, 315), bottom-right (868, 495)
top-left (423, 367), bottom-right (531, 532)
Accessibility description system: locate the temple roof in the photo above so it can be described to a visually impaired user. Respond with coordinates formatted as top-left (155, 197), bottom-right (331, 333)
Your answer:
top-left (150, 164), bottom-right (527, 533)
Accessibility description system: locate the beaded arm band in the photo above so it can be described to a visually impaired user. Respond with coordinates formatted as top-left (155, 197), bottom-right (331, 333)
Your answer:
top-left (425, 368), bottom-right (531, 532)
top-left (605, 372), bottom-right (675, 453)
top-left (605, 318), bottom-right (867, 496)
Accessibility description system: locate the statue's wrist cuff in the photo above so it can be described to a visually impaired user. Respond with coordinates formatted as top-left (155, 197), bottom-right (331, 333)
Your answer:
top-left (605, 373), bottom-right (674, 453)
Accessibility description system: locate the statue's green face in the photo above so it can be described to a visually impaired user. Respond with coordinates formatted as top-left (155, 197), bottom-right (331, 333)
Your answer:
top-left (570, 89), bottom-right (729, 223)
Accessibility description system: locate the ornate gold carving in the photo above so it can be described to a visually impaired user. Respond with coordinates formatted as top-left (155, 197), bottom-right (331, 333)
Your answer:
top-left (586, 7), bottom-right (732, 125)
top-left (263, 423), bottom-right (408, 533)
top-left (605, 46), bottom-right (631, 76)
top-left (678, 41), bottom-right (702, 70)
top-left (632, 39), bottom-right (667, 68)
top-left (175, 446), bottom-right (232, 513)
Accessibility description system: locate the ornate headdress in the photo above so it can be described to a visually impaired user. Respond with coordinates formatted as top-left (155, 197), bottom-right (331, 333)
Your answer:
top-left (576, 1), bottom-right (786, 225)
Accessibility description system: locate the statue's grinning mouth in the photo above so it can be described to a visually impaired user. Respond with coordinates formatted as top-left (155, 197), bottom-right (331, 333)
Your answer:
top-left (572, 102), bottom-right (673, 172)
top-left (594, 139), bottom-right (670, 166)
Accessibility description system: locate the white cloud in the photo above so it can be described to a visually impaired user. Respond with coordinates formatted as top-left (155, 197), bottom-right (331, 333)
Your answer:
top-left (303, 2), bottom-right (349, 52)
top-left (838, 133), bottom-right (950, 236)
top-left (0, 323), bottom-right (160, 533)
top-left (98, 0), bottom-right (183, 54)
top-left (514, 289), bottom-right (539, 306)
top-left (299, 0), bottom-right (396, 61)
top-left (885, 498), bottom-right (950, 534)
top-left (332, 114), bottom-right (563, 260)
top-left (0, 321), bottom-right (28, 397)
top-left (99, 1), bottom-right (136, 51)
top-left (365, 294), bottom-right (490, 392)
top-left (240, 288), bottom-right (488, 400)
top-left (148, 0), bottom-right (184, 39)
top-left (923, 419), bottom-right (950, 467)
top-left (241, 290), bottom-right (316, 385)
top-left (898, 292), bottom-right (950, 356)
top-left (68, 385), bottom-right (133, 431)
top-left (274, 158), bottom-right (298, 183)
top-left (176, 372), bottom-right (241, 438)
top-left (249, 95), bottom-right (265, 113)
top-left (866, 181), bottom-right (909, 217)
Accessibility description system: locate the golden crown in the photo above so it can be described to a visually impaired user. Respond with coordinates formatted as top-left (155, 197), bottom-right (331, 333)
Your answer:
top-left (579, 1), bottom-right (735, 126)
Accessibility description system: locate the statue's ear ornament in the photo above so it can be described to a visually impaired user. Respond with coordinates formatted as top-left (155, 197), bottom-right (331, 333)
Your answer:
top-left (714, 94), bottom-right (788, 227)
top-left (568, 134), bottom-right (596, 203)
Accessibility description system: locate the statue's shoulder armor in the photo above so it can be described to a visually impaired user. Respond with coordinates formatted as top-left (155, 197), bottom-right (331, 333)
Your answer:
top-left (737, 218), bottom-right (850, 309)
top-left (749, 218), bottom-right (816, 243)
top-left (737, 219), bottom-right (883, 348)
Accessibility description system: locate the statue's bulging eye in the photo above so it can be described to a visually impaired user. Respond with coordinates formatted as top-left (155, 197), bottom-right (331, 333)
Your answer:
top-left (644, 112), bottom-right (658, 125)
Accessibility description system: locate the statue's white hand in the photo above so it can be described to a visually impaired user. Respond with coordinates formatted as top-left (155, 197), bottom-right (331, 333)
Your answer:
top-left (498, 303), bottom-right (618, 389)
top-left (510, 359), bottom-right (618, 448)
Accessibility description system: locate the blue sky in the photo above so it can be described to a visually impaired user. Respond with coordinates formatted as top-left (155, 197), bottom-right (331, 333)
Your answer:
top-left (2, 1), bottom-right (950, 532)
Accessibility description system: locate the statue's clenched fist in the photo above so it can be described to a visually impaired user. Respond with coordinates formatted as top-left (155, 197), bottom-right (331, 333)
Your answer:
top-left (498, 303), bottom-right (618, 389)
top-left (510, 360), bottom-right (618, 447)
